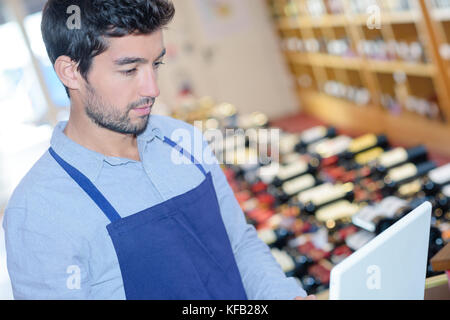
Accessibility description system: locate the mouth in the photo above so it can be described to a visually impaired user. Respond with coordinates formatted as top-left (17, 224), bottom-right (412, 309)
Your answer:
top-left (132, 104), bottom-right (152, 116)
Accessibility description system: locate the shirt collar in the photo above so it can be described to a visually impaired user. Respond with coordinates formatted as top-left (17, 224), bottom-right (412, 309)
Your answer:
top-left (50, 119), bottom-right (164, 182)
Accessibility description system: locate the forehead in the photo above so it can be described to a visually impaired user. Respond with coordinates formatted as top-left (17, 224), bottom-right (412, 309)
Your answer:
top-left (101, 30), bottom-right (164, 62)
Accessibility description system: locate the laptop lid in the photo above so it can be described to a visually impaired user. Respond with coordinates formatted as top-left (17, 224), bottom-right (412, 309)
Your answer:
top-left (329, 201), bottom-right (432, 300)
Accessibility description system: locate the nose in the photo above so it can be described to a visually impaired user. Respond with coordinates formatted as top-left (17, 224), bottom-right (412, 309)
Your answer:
top-left (139, 68), bottom-right (160, 98)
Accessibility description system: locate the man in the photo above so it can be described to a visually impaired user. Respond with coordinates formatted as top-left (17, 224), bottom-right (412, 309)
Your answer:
top-left (3, 0), bottom-right (311, 300)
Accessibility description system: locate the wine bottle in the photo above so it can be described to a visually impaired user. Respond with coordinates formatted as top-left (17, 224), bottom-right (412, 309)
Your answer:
top-left (257, 228), bottom-right (293, 250)
top-left (300, 274), bottom-right (323, 294)
top-left (381, 161), bottom-right (437, 196)
top-left (351, 196), bottom-right (408, 233)
top-left (308, 135), bottom-right (352, 163)
top-left (397, 179), bottom-right (423, 198)
top-left (275, 247), bottom-right (314, 279)
top-left (271, 160), bottom-right (319, 187)
top-left (256, 153), bottom-right (308, 184)
top-left (373, 145), bottom-right (428, 178)
top-left (279, 132), bottom-right (301, 155)
top-left (373, 197), bottom-right (431, 235)
top-left (307, 259), bottom-right (333, 290)
top-left (345, 230), bottom-right (376, 251)
top-left (354, 147), bottom-right (385, 166)
top-left (427, 226), bottom-right (445, 277)
top-left (328, 224), bottom-right (359, 246)
top-left (294, 126), bottom-right (337, 153)
top-left (271, 174), bottom-right (322, 204)
top-left (295, 183), bottom-right (337, 206)
top-left (298, 182), bottom-right (355, 215)
top-left (314, 200), bottom-right (361, 226)
top-left (339, 134), bottom-right (389, 164)
top-left (422, 163), bottom-right (450, 196)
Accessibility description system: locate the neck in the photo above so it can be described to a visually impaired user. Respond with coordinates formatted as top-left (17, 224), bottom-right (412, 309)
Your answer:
top-left (63, 110), bottom-right (141, 162)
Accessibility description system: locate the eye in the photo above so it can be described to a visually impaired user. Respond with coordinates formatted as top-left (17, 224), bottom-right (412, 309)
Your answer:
top-left (121, 68), bottom-right (137, 76)
top-left (153, 61), bottom-right (165, 69)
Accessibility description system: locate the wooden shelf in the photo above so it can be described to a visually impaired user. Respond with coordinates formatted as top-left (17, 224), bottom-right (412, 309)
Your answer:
top-left (285, 51), bottom-right (435, 77)
top-left (277, 14), bottom-right (349, 29)
top-left (298, 91), bottom-right (450, 157)
top-left (381, 11), bottom-right (422, 24)
top-left (286, 52), bottom-right (362, 71)
top-left (432, 8), bottom-right (450, 22)
top-left (277, 11), bottom-right (422, 30)
top-left (270, 0), bottom-right (450, 155)
top-left (368, 60), bottom-right (435, 77)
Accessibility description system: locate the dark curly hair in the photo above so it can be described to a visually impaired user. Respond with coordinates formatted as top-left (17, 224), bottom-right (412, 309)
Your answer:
top-left (41, 0), bottom-right (175, 96)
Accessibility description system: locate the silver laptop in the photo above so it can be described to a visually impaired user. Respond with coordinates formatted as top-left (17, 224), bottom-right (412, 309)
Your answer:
top-left (329, 201), bottom-right (431, 300)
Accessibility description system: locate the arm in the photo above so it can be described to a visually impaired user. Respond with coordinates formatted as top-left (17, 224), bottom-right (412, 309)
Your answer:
top-left (2, 207), bottom-right (91, 299)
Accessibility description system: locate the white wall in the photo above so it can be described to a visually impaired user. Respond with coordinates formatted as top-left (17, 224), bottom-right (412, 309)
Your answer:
top-left (157, 0), bottom-right (299, 119)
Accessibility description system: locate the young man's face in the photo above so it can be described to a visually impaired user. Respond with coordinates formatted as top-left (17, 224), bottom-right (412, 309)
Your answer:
top-left (79, 30), bottom-right (165, 135)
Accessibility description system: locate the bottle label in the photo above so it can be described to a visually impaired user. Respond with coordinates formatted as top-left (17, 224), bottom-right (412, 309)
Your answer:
top-left (282, 153), bottom-right (301, 164)
top-left (280, 133), bottom-right (301, 155)
top-left (270, 248), bottom-right (295, 273)
top-left (311, 183), bottom-right (353, 206)
top-left (378, 147), bottom-right (407, 168)
top-left (378, 196), bottom-right (408, 213)
top-left (429, 163), bottom-right (450, 185)
top-left (258, 163), bottom-right (281, 183)
top-left (443, 185), bottom-right (450, 198)
top-left (297, 183), bottom-right (334, 203)
top-left (277, 161), bottom-right (308, 180)
top-left (307, 138), bottom-right (330, 154)
top-left (346, 230), bottom-right (375, 251)
top-left (315, 136), bottom-right (352, 158)
top-left (282, 174), bottom-right (316, 195)
top-left (398, 179), bottom-right (422, 197)
top-left (352, 205), bottom-right (380, 232)
top-left (267, 214), bottom-right (283, 230)
top-left (387, 163), bottom-right (417, 182)
top-left (316, 200), bottom-right (360, 222)
top-left (352, 196), bottom-right (407, 232)
top-left (300, 126), bottom-right (327, 144)
top-left (355, 147), bottom-right (384, 165)
top-left (257, 229), bottom-right (277, 245)
top-left (348, 134), bottom-right (377, 154)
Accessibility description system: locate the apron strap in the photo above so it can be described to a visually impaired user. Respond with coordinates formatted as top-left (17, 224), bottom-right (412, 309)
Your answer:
top-left (48, 147), bottom-right (122, 223)
top-left (48, 135), bottom-right (208, 223)
top-left (162, 136), bottom-right (208, 177)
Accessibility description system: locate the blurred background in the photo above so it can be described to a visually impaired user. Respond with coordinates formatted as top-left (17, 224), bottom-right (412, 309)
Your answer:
top-left (0, 0), bottom-right (449, 300)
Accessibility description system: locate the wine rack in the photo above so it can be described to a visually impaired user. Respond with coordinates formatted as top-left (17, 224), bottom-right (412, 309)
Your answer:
top-left (267, 0), bottom-right (450, 157)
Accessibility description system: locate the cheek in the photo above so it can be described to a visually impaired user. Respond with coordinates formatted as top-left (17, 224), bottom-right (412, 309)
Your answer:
top-left (99, 77), bottom-right (136, 108)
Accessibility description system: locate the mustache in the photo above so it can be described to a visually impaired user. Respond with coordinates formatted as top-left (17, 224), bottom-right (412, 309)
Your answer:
top-left (128, 98), bottom-right (155, 110)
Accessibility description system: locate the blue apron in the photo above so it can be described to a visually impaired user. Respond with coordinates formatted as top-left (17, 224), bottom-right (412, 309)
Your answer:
top-left (48, 136), bottom-right (248, 300)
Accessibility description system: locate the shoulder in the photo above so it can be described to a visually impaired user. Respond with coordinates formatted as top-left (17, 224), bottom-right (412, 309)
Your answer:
top-left (3, 148), bottom-right (83, 238)
top-left (5, 149), bottom-right (64, 210)
top-left (3, 149), bottom-right (95, 245)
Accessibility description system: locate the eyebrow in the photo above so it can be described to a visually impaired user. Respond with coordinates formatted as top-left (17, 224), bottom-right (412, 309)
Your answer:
top-left (114, 48), bottom-right (167, 66)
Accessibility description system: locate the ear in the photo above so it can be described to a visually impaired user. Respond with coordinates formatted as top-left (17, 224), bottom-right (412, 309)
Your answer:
top-left (54, 56), bottom-right (82, 92)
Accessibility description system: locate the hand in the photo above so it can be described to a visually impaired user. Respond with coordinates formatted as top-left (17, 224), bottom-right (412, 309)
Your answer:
top-left (294, 295), bottom-right (316, 300)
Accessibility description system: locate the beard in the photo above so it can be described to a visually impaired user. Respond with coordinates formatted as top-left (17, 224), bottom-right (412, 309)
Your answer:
top-left (83, 83), bottom-right (153, 135)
